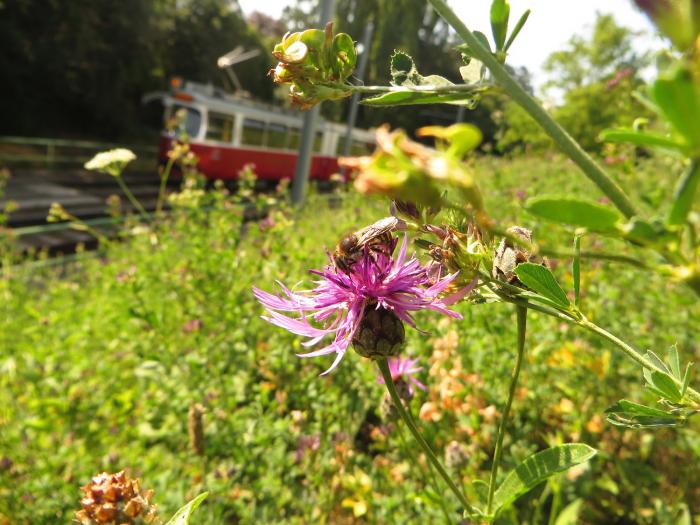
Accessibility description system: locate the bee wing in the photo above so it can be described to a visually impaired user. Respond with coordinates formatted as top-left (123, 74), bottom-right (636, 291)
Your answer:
top-left (354, 217), bottom-right (399, 245)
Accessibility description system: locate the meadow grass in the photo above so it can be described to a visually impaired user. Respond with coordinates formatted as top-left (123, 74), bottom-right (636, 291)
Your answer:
top-left (1, 156), bottom-right (698, 524)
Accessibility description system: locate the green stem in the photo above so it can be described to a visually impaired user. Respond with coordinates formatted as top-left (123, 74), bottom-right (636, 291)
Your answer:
top-left (426, 0), bottom-right (639, 219)
top-left (377, 358), bottom-right (473, 513)
top-left (115, 175), bottom-right (149, 220)
top-left (486, 304), bottom-right (527, 515)
top-left (156, 156), bottom-right (176, 215)
top-left (540, 248), bottom-right (648, 269)
top-left (491, 289), bottom-right (700, 404)
top-left (397, 424), bottom-right (454, 524)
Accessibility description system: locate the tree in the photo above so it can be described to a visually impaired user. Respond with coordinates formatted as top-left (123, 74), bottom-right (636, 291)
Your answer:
top-left (0, 0), bottom-right (273, 140)
top-left (499, 13), bottom-right (652, 153)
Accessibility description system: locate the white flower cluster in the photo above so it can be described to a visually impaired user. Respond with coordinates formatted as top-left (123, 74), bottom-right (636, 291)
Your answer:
top-left (84, 148), bottom-right (136, 176)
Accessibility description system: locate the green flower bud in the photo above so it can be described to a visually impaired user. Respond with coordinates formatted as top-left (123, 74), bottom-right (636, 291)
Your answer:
top-left (352, 305), bottom-right (405, 359)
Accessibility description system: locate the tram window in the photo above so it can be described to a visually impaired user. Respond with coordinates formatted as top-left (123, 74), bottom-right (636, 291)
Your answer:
top-left (350, 140), bottom-right (371, 156)
top-left (287, 127), bottom-right (301, 149)
top-left (267, 123), bottom-right (287, 149)
top-left (206, 112), bottom-right (234, 142)
top-left (312, 131), bottom-right (323, 153)
top-left (242, 118), bottom-right (265, 146)
top-left (169, 105), bottom-right (201, 138)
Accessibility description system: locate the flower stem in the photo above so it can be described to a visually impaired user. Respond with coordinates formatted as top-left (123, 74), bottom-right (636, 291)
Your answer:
top-left (425, 0), bottom-right (638, 219)
top-left (377, 358), bottom-right (473, 513)
top-left (115, 175), bottom-right (149, 220)
top-left (486, 304), bottom-right (527, 515)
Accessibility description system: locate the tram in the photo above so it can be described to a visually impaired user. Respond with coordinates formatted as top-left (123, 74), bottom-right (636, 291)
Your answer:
top-left (143, 79), bottom-right (375, 181)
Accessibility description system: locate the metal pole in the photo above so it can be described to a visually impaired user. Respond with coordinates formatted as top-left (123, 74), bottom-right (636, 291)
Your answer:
top-left (291, 0), bottom-right (335, 205)
top-left (341, 21), bottom-right (374, 171)
top-left (455, 105), bottom-right (466, 123)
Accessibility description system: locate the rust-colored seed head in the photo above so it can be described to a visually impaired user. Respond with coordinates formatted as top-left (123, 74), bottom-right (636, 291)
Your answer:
top-left (75, 470), bottom-right (157, 524)
top-left (188, 403), bottom-right (206, 456)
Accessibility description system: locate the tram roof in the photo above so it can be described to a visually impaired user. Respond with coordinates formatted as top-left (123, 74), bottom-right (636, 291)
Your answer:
top-left (145, 80), bottom-right (375, 140)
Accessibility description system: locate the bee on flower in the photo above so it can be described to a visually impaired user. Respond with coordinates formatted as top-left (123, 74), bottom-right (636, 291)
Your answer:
top-left (253, 230), bottom-right (466, 374)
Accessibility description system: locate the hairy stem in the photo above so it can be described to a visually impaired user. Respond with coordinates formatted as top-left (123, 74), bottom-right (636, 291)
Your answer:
top-left (493, 290), bottom-right (700, 404)
top-left (426, 0), bottom-right (638, 219)
top-left (377, 358), bottom-right (473, 513)
top-left (486, 304), bottom-right (527, 515)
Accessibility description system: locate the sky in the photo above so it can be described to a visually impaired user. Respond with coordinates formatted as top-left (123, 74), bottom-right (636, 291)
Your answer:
top-left (238, 0), bottom-right (662, 92)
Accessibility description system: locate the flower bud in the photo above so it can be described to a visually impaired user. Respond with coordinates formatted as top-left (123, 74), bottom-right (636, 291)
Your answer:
top-left (352, 305), bottom-right (405, 359)
top-left (444, 440), bottom-right (470, 469)
top-left (492, 226), bottom-right (546, 284)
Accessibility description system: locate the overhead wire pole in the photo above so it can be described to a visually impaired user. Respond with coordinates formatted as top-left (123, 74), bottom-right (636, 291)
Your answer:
top-left (340, 21), bottom-right (374, 173)
top-left (291, 0), bottom-right (336, 205)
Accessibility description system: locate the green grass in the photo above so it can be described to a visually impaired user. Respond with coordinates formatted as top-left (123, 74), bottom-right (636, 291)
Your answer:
top-left (1, 156), bottom-right (698, 524)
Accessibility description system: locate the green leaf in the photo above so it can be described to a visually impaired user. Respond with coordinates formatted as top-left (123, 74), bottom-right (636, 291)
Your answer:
top-left (649, 371), bottom-right (682, 403)
top-left (490, 0), bottom-right (510, 51)
top-left (605, 400), bottom-right (684, 428)
top-left (668, 159), bottom-right (700, 226)
top-left (459, 59), bottom-right (485, 84)
top-left (681, 362), bottom-right (693, 397)
top-left (418, 123), bottom-right (482, 156)
top-left (620, 218), bottom-right (675, 246)
top-left (646, 350), bottom-right (670, 373)
top-left (554, 499), bottom-right (584, 525)
top-left (361, 90), bottom-right (480, 107)
top-left (491, 444), bottom-right (596, 515)
top-left (378, 49), bottom-right (487, 107)
top-left (650, 64), bottom-right (700, 147)
top-left (514, 263), bottom-right (570, 308)
top-left (390, 50), bottom-right (418, 86)
top-left (598, 128), bottom-right (688, 154)
top-left (458, 31), bottom-right (491, 60)
top-left (668, 345), bottom-right (681, 380)
top-left (504, 9), bottom-right (531, 52)
top-left (606, 399), bottom-right (671, 418)
top-left (165, 492), bottom-right (209, 525)
top-left (526, 197), bottom-right (623, 232)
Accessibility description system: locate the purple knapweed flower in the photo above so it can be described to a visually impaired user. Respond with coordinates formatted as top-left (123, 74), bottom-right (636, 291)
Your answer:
top-left (253, 235), bottom-right (463, 375)
top-left (377, 356), bottom-right (427, 395)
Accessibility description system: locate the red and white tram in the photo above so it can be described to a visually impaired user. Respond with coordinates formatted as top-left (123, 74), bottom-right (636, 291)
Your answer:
top-left (145, 79), bottom-right (375, 181)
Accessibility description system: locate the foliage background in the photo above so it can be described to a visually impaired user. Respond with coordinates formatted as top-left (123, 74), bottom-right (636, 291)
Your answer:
top-left (1, 157), bottom-right (698, 524)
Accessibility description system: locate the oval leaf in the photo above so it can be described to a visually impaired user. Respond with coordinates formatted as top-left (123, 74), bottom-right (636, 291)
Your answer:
top-left (526, 197), bottom-right (623, 232)
top-left (514, 263), bottom-right (570, 308)
top-left (491, 444), bottom-right (596, 515)
top-left (599, 128), bottom-right (688, 154)
top-left (668, 159), bottom-right (700, 226)
top-left (651, 64), bottom-right (700, 147)
top-left (490, 0), bottom-right (510, 50)
top-left (165, 492), bottom-right (209, 525)
top-left (362, 90), bottom-right (479, 107)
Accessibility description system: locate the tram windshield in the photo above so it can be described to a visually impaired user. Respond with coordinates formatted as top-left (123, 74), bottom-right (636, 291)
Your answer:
top-left (167, 105), bottom-right (201, 138)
